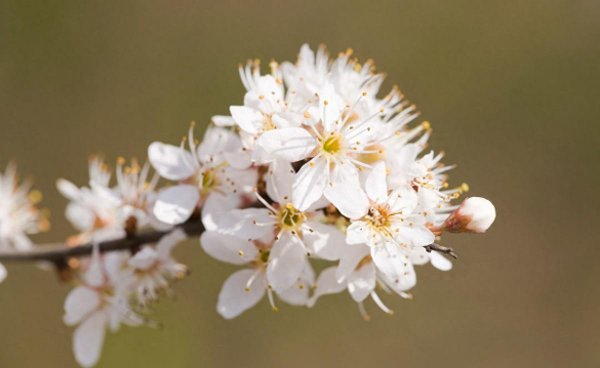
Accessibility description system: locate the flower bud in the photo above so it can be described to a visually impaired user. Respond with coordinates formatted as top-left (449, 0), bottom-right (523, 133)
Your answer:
top-left (443, 197), bottom-right (496, 233)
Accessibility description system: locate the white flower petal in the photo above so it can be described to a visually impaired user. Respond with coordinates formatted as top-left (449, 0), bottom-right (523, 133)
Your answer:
top-left (257, 127), bottom-right (316, 162)
top-left (305, 195), bottom-right (330, 212)
top-left (200, 231), bottom-right (258, 265)
top-left (388, 144), bottom-right (419, 185)
top-left (91, 183), bottom-right (122, 207)
top-left (127, 247), bottom-right (158, 270)
top-left (346, 221), bottom-right (369, 245)
top-left (201, 192), bottom-right (241, 232)
top-left (430, 251), bottom-right (453, 271)
top-left (298, 43), bottom-right (316, 65)
top-left (217, 269), bottom-right (266, 319)
top-left (303, 221), bottom-right (345, 261)
top-left (308, 266), bottom-right (347, 307)
top-left (216, 208), bottom-right (273, 240)
top-left (365, 162), bottom-right (388, 203)
top-left (63, 287), bottom-right (101, 326)
top-left (56, 179), bottom-right (81, 201)
top-left (84, 251), bottom-right (105, 287)
top-left (388, 187), bottom-right (418, 214)
top-left (230, 106), bottom-right (263, 134)
top-left (336, 244), bottom-right (370, 282)
top-left (266, 160), bottom-right (295, 204)
top-left (103, 252), bottom-right (127, 283)
top-left (266, 232), bottom-right (306, 293)
top-left (153, 185), bottom-right (199, 225)
top-left (409, 246), bottom-right (430, 266)
top-left (221, 166), bottom-right (258, 195)
top-left (73, 311), bottom-right (107, 368)
top-left (277, 283), bottom-right (309, 307)
top-left (148, 142), bottom-right (196, 181)
top-left (292, 157), bottom-right (328, 211)
top-left (197, 127), bottom-right (242, 163)
top-left (370, 243), bottom-right (407, 280)
top-left (319, 84), bottom-right (342, 131)
top-left (332, 158), bottom-right (360, 183)
top-left (211, 115), bottom-right (235, 127)
top-left (396, 224), bottom-right (435, 247)
top-left (156, 228), bottom-right (187, 258)
top-left (223, 151), bottom-right (252, 170)
top-left (418, 187), bottom-right (440, 209)
top-left (394, 261), bottom-right (417, 291)
top-left (277, 263), bottom-right (314, 306)
top-left (272, 112), bottom-right (302, 128)
top-left (324, 180), bottom-right (369, 220)
top-left (348, 263), bottom-right (376, 302)
top-left (65, 203), bottom-right (95, 233)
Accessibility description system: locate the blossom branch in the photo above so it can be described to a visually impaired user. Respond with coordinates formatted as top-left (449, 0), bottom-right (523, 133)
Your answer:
top-left (1, 225), bottom-right (456, 264)
top-left (0, 220), bottom-right (205, 263)
top-left (0, 43), bottom-right (500, 368)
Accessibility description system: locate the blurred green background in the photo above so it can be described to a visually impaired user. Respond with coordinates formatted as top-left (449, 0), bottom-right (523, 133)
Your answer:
top-left (1, 0), bottom-right (598, 367)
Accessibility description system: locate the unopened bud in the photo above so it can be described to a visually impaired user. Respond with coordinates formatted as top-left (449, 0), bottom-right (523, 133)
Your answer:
top-left (443, 197), bottom-right (496, 233)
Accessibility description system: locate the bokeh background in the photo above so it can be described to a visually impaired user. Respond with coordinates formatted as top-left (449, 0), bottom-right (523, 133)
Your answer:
top-left (1, 0), bottom-right (598, 367)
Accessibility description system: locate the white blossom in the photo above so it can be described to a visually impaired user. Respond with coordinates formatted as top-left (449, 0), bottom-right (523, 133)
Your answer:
top-left (64, 250), bottom-right (143, 367)
top-left (229, 60), bottom-right (304, 164)
top-left (213, 160), bottom-right (345, 293)
top-left (0, 164), bottom-right (47, 282)
top-left (309, 242), bottom-right (452, 319)
top-left (148, 125), bottom-right (257, 226)
top-left (57, 157), bottom-right (160, 244)
top-left (123, 229), bottom-right (188, 306)
top-left (309, 243), bottom-right (412, 317)
top-left (344, 162), bottom-right (435, 281)
top-left (201, 229), bottom-right (314, 319)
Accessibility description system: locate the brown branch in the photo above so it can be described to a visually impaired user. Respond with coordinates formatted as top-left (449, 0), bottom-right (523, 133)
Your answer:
top-left (0, 221), bottom-right (205, 263)
top-left (424, 243), bottom-right (458, 259)
top-left (0, 222), bottom-right (458, 265)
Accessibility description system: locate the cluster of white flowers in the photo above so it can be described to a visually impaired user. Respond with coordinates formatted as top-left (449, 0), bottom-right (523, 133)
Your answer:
top-left (148, 44), bottom-right (496, 319)
top-left (0, 44), bottom-right (496, 367)
top-left (55, 157), bottom-right (189, 367)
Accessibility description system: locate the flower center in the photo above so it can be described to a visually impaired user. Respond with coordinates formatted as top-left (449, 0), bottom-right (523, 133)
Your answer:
top-left (95, 286), bottom-right (115, 309)
top-left (201, 169), bottom-right (217, 192)
top-left (262, 114), bottom-right (276, 131)
top-left (322, 133), bottom-right (343, 155)
top-left (367, 205), bottom-right (393, 230)
top-left (259, 249), bottom-right (270, 264)
top-left (278, 203), bottom-right (305, 231)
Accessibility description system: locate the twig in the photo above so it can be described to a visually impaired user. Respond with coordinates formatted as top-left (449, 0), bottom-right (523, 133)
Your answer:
top-left (0, 223), bottom-right (459, 264)
top-left (424, 243), bottom-right (458, 259)
top-left (0, 221), bottom-right (205, 262)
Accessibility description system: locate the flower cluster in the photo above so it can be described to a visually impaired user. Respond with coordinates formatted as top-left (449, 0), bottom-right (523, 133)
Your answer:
top-left (62, 229), bottom-right (187, 367)
top-left (0, 164), bottom-right (48, 282)
top-left (148, 44), bottom-right (496, 319)
top-left (0, 44), bottom-right (496, 368)
top-left (56, 157), bottom-right (189, 367)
